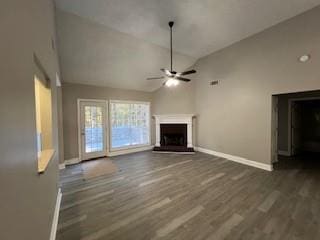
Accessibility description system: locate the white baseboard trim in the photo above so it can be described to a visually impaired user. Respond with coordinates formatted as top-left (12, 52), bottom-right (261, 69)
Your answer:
top-left (278, 150), bottom-right (291, 156)
top-left (59, 163), bottom-right (65, 170)
top-left (50, 188), bottom-right (62, 240)
top-left (195, 146), bottom-right (273, 171)
top-left (64, 158), bottom-right (80, 166)
top-left (108, 145), bottom-right (154, 157)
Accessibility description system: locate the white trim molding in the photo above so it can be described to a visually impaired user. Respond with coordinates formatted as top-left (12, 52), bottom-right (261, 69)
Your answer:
top-left (153, 114), bottom-right (195, 148)
top-left (108, 145), bottom-right (153, 157)
top-left (50, 188), bottom-right (62, 240)
top-left (64, 158), bottom-right (80, 166)
top-left (59, 163), bottom-right (65, 170)
top-left (56, 73), bottom-right (61, 87)
top-left (195, 147), bottom-right (273, 171)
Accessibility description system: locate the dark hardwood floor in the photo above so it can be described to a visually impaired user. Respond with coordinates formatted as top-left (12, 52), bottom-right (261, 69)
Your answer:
top-left (57, 151), bottom-right (320, 240)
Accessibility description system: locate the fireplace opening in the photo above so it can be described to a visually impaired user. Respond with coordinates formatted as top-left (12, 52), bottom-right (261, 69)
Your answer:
top-left (160, 124), bottom-right (187, 147)
top-left (153, 123), bottom-right (194, 152)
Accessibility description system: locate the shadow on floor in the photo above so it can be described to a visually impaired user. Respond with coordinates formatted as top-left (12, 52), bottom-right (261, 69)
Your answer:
top-left (273, 152), bottom-right (320, 171)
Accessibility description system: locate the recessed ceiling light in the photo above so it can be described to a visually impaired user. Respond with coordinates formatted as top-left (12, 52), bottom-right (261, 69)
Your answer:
top-left (299, 54), bottom-right (310, 62)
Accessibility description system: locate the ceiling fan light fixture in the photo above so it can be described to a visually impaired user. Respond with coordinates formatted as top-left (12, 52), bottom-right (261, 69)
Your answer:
top-left (147, 21), bottom-right (196, 85)
top-left (299, 54), bottom-right (310, 62)
top-left (165, 78), bottom-right (179, 87)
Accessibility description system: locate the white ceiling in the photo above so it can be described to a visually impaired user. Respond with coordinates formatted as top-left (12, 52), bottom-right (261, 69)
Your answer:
top-left (56, 0), bottom-right (320, 58)
top-left (56, 10), bottom-right (196, 92)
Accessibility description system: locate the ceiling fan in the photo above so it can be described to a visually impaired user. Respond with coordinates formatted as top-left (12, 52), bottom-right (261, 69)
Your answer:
top-left (147, 21), bottom-right (196, 87)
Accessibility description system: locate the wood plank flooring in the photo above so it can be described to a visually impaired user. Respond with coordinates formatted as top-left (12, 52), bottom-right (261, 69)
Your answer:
top-left (57, 151), bottom-right (320, 240)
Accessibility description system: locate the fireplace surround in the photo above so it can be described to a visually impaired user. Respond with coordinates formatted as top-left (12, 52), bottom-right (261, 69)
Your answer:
top-left (153, 114), bottom-right (195, 152)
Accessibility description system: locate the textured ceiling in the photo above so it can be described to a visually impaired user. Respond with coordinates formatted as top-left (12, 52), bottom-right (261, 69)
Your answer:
top-left (56, 10), bottom-right (196, 92)
top-left (55, 0), bottom-right (320, 58)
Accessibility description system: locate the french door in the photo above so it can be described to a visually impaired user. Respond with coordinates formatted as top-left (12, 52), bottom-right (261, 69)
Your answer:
top-left (79, 100), bottom-right (107, 161)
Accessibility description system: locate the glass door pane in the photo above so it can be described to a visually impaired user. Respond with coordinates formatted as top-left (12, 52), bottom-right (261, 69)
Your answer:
top-left (85, 106), bottom-right (103, 153)
top-left (80, 100), bottom-right (107, 161)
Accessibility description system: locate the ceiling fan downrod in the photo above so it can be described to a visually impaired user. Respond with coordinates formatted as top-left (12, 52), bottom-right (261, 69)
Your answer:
top-left (146, 20), bottom-right (196, 83)
top-left (169, 21), bottom-right (174, 72)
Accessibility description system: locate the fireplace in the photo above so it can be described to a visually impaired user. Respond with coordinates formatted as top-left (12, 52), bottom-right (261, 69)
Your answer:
top-left (161, 124), bottom-right (187, 146)
top-left (153, 115), bottom-right (195, 153)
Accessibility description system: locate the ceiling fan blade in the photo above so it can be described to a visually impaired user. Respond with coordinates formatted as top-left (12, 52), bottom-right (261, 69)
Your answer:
top-left (147, 77), bottom-right (165, 80)
top-left (179, 70), bottom-right (196, 76)
top-left (160, 68), bottom-right (172, 76)
top-left (176, 77), bottom-right (191, 82)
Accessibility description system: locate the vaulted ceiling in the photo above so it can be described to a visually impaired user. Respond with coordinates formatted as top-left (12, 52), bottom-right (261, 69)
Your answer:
top-left (56, 10), bottom-right (196, 92)
top-left (55, 0), bottom-right (320, 91)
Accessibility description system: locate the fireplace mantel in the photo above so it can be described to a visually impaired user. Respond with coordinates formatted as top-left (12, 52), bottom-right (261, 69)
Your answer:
top-left (153, 114), bottom-right (195, 149)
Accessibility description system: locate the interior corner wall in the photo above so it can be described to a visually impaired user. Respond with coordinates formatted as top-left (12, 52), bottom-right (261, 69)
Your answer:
top-left (61, 83), bottom-right (152, 161)
top-left (151, 81), bottom-right (196, 144)
top-left (152, 6), bottom-right (320, 165)
top-left (0, 0), bottom-right (61, 239)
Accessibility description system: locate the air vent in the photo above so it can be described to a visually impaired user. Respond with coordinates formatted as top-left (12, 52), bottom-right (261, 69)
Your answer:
top-left (210, 80), bottom-right (219, 86)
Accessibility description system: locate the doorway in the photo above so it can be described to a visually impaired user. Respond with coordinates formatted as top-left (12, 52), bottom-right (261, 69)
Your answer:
top-left (290, 99), bottom-right (320, 156)
top-left (274, 90), bottom-right (320, 169)
top-left (78, 100), bottom-right (108, 161)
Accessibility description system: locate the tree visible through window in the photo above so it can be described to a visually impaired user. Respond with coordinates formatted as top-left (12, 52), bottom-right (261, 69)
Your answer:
top-left (110, 101), bottom-right (150, 149)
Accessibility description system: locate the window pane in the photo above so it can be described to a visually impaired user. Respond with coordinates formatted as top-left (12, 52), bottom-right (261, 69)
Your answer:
top-left (111, 102), bottom-right (149, 148)
top-left (85, 106), bottom-right (103, 153)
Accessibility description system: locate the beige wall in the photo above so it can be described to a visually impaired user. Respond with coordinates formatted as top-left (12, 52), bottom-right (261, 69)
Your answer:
top-left (152, 6), bottom-right (320, 165)
top-left (152, 81), bottom-right (195, 115)
top-left (62, 83), bottom-right (152, 160)
top-left (0, 0), bottom-right (61, 239)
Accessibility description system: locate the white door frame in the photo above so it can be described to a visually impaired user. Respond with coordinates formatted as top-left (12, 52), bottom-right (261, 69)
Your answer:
top-left (77, 99), bottom-right (108, 161)
top-left (288, 96), bottom-right (320, 156)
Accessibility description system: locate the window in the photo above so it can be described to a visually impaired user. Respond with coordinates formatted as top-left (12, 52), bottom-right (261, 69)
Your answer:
top-left (110, 101), bottom-right (150, 149)
top-left (84, 105), bottom-right (104, 153)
